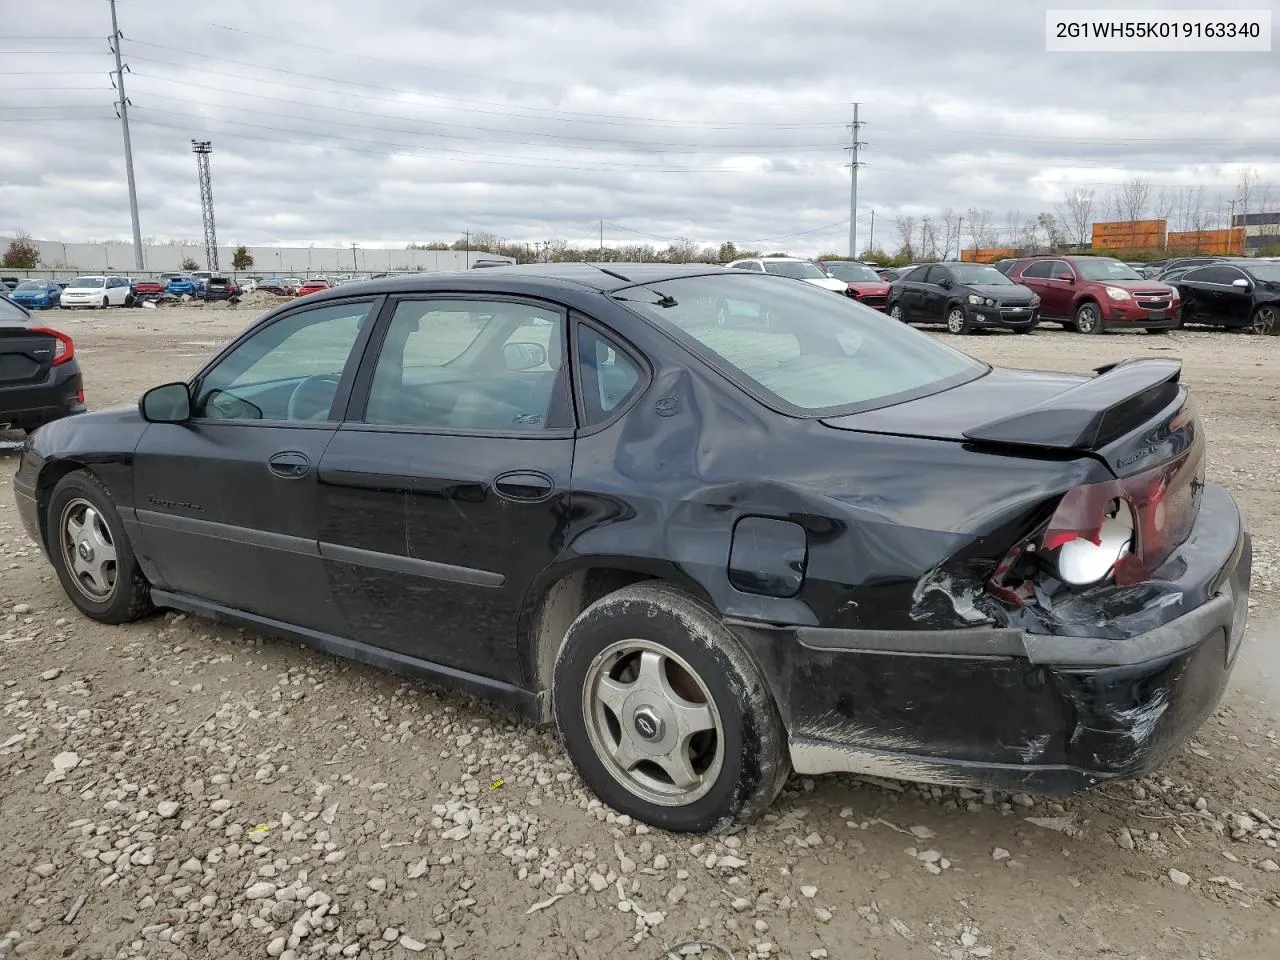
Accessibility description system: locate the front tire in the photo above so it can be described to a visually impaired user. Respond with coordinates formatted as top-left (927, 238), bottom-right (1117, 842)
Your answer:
top-left (1249, 305), bottom-right (1277, 336)
top-left (945, 305), bottom-right (972, 334)
top-left (1074, 301), bottom-right (1104, 334)
top-left (46, 471), bottom-right (152, 624)
top-left (553, 583), bottom-right (788, 833)
top-left (100, 296), bottom-right (109, 309)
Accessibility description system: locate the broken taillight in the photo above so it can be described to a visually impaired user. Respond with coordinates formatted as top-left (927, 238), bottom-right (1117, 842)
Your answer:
top-left (1042, 444), bottom-right (1202, 588)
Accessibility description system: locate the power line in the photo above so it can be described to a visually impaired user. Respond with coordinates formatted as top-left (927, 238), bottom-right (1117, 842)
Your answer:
top-left (116, 0), bottom-right (853, 111)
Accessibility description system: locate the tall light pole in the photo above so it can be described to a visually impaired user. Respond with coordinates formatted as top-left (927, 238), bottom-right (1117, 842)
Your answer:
top-left (191, 140), bottom-right (218, 271)
top-left (846, 103), bottom-right (864, 258)
top-left (108, 0), bottom-right (144, 270)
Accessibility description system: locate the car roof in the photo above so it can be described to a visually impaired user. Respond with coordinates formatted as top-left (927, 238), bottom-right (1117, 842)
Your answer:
top-left (302, 263), bottom-right (729, 299)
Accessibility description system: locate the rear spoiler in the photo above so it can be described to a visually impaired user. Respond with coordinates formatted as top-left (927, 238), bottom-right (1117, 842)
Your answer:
top-left (962, 358), bottom-right (1183, 452)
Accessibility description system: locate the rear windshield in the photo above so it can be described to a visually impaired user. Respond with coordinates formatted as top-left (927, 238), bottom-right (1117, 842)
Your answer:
top-left (0, 297), bottom-right (29, 322)
top-left (823, 262), bottom-right (881, 282)
top-left (762, 261), bottom-right (827, 280)
top-left (616, 273), bottom-right (985, 415)
top-left (68, 277), bottom-right (104, 288)
top-left (1075, 258), bottom-right (1142, 281)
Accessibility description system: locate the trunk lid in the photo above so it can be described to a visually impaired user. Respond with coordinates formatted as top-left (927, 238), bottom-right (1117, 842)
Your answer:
top-left (823, 358), bottom-right (1204, 581)
top-left (0, 321), bottom-right (56, 386)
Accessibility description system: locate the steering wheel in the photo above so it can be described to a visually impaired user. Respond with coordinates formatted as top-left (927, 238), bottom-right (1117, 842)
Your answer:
top-left (286, 374), bottom-right (342, 421)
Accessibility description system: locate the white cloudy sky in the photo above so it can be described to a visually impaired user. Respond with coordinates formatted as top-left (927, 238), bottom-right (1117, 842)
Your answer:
top-left (2, 0), bottom-right (1278, 255)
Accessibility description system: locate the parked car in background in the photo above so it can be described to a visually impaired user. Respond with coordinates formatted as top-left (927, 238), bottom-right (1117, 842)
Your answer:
top-left (283, 278), bottom-right (304, 294)
top-left (1, 278), bottom-right (20, 293)
top-left (724, 257), bottom-right (848, 293)
top-left (59, 275), bottom-right (134, 309)
top-left (1148, 256), bottom-right (1223, 279)
top-left (131, 278), bottom-right (166, 301)
top-left (11, 263), bottom-right (1251, 832)
top-left (887, 262), bottom-right (1040, 333)
top-left (202, 277), bottom-right (239, 300)
top-left (991, 260), bottom-right (1017, 276)
top-left (1169, 259), bottom-right (1280, 335)
top-left (255, 278), bottom-right (292, 296)
top-left (236, 278), bottom-right (258, 294)
top-left (165, 275), bottom-right (204, 297)
top-left (9, 279), bottom-right (61, 310)
top-left (1006, 256), bottom-right (1179, 335)
top-left (0, 294), bottom-right (85, 432)
top-left (296, 278), bottom-right (332, 297)
top-left (816, 260), bottom-right (891, 310)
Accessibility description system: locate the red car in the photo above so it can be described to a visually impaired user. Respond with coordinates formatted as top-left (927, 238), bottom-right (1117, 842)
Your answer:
top-left (817, 260), bottom-right (892, 310)
top-left (1005, 255), bottom-right (1180, 334)
top-left (296, 279), bottom-right (332, 297)
top-left (131, 279), bottom-right (166, 301)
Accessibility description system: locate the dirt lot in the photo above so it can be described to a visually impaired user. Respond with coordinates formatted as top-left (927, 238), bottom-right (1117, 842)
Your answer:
top-left (1, 303), bottom-right (1278, 960)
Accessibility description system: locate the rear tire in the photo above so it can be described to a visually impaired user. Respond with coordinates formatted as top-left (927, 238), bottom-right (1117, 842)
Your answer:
top-left (552, 583), bottom-right (788, 833)
top-left (1074, 301), bottom-right (1104, 334)
top-left (46, 470), bottom-right (152, 625)
top-left (888, 302), bottom-right (905, 322)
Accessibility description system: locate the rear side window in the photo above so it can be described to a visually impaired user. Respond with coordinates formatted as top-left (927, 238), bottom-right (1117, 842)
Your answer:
top-left (899, 266), bottom-right (929, 282)
top-left (575, 325), bottom-right (644, 426)
top-left (1020, 261), bottom-right (1053, 279)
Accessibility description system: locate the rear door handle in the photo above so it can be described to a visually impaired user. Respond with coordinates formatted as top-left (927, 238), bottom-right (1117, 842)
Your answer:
top-left (267, 450), bottom-right (311, 479)
top-left (494, 470), bottom-right (554, 502)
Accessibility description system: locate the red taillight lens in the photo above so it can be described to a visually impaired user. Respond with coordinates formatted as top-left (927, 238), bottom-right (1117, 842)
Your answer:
top-left (1043, 444), bottom-right (1202, 588)
top-left (31, 327), bottom-right (75, 365)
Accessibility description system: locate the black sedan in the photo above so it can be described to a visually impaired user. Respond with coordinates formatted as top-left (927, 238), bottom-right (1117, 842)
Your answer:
top-left (0, 294), bottom-right (84, 433)
top-left (12, 265), bottom-right (1250, 832)
top-left (887, 262), bottom-right (1040, 333)
top-left (1169, 259), bottom-right (1280, 334)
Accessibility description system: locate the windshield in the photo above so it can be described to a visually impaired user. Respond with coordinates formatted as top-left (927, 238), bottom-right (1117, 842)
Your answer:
top-left (950, 265), bottom-right (1013, 285)
top-left (762, 261), bottom-right (827, 280)
top-left (15, 280), bottom-right (49, 290)
top-left (823, 262), bottom-right (881, 282)
top-left (1245, 263), bottom-right (1280, 283)
top-left (617, 273), bottom-right (985, 415)
top-left (1075, 258), bottom-right (1142, 281)
top-left (68, 277), bottom-right (104, 289)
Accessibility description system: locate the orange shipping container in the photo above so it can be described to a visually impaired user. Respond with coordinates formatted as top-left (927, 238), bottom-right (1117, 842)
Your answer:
top-left (1091, 219), bottom-right (1167, 249)
top-left (1166, 228), bottom-right (1246, 255)
top-left (960, 246), bottom-right (1018, 263)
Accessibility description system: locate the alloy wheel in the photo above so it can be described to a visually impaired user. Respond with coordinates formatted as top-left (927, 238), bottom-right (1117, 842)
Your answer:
top-left (1076, 304), bottom-right (1100, 334)
top-left (889, 303), bottom-right (904, 321)
top-left (1250, 306), bottom-right (1277, 336)
top-left (581, 638), bottom-right (723, 807)
top-left (946, 308), bottom-right (968, 334)
top-left (59, 498), bottom-right (118, 601)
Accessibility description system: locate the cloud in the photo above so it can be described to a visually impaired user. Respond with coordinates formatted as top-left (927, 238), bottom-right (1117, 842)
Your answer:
top-left (2, 0), bottom-right (1277, 255)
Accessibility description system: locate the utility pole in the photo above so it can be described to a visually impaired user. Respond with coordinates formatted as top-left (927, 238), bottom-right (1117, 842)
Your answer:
top-left (1227, 198), bottom-right (1238, 254)
top-left (108, 0), bottom-right (144, 270)
top-left (464, 230), bottom-right (470, 267)
top-left (599, 219), bottom-right (604, 258)
top-left (846, 103), bottom-right (864, 258)
top-left (351, 243), bottom-right (358, 272)
top-left (868, 210), bottom-right (875, 255)
top-left (191, 141), bottom-right (218, 271)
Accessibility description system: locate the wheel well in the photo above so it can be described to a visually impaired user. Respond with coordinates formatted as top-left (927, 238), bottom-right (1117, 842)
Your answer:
top-left (1074, 296), bottom-right (1100, 313)
top-left (34, 460), bottom-right (87, 548)
top-left (530, 567), bottom-right (712, 715)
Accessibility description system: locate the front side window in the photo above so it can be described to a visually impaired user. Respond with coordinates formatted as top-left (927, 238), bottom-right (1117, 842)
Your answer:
top-left (195, 299), bottom-right (373, 422)
top-left (617, 273), bottom-right (985, 415)
top-left (1019, 261), bottom-right (1053, 279)
top-left (1184, 266), bottom-right (1236, 284)
top-left (362, 299), bottom-right (565, 432)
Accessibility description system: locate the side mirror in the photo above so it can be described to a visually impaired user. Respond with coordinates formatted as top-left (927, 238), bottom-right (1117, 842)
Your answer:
top-left (939, 277), bottom-right (953, 288)
top-left (503, 341), bottom-right (548, 371)
top-left (1057, 272), bottom-right (1074, 282)
top-left (139, 382), bottom-right (191, 423)
top-left (1232, 277), bottom-right (1251, 288)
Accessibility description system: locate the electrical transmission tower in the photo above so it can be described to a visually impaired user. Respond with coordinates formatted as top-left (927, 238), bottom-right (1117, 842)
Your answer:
top-left (846, 103), bottom-right (865, 258)
top-left (191, 140), bottom-right (219, 271)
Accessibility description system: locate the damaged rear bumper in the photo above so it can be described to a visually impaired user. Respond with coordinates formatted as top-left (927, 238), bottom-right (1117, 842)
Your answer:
top-left (731, 482), bottom-right (1251, 795)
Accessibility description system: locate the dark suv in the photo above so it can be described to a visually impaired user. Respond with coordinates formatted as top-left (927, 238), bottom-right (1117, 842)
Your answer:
top-left (0, 294), bottom-right (85, 433)
top-left (886, 262), bottom-right (1040, 333)
top-left (1006, 256), bottom-right (1180, 334)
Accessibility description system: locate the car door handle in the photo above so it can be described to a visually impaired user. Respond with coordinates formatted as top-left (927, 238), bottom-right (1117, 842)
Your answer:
top-left (267, 450), bottom-right (311, 479)
top-left (493, 470), bottom-right (554, 502)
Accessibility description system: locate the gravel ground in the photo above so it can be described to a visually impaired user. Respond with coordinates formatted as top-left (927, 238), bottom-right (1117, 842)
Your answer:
top-left (1, 304), bottom-right (1278, 960)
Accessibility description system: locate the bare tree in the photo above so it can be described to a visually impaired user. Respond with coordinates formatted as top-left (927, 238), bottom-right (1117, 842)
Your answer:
top-left (1057, 188), bottom-right (1094, 248)
top-left (894, 216), bottom-right (917, 260)
top-left (965, 208), bottom-right (995, 251)
top-left (1118, 176), bottom-right (1152, 223)
top-left (1004, 209), bottom-right (1023, 252)
top-left (1036, 212), bottom-right (1063, 251)
top-left (938, 208), bottom-right (961, 259)
top-left (1254, 183), bottom-right (1279, 252)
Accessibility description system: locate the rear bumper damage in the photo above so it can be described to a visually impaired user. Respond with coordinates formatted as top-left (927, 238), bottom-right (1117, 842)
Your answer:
top-left (731, 482), bottom-right (1251, 794)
